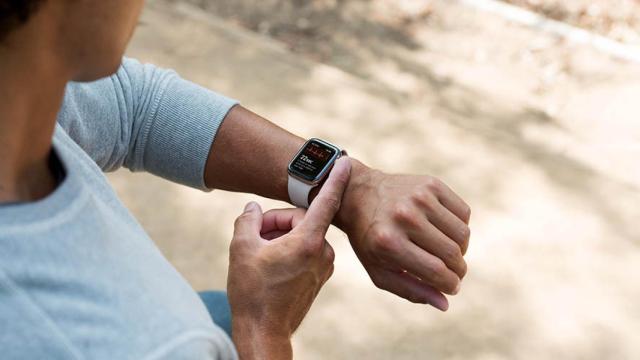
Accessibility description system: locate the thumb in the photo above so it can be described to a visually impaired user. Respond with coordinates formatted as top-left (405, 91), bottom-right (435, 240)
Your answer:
top-left (298, 157), bottom-right (352, 237)
top-left (233, 201), bottom-right (263, 241)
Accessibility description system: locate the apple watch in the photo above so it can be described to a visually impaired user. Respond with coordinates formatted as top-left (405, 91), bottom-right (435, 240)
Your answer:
top-left (287, 138), bottom-right (346, 208)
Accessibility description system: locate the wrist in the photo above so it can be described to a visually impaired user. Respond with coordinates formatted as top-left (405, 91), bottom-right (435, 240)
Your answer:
top-left (333, 158), bottom-right (381, 234)
top-left (232, 318), bottom-right (292, 360)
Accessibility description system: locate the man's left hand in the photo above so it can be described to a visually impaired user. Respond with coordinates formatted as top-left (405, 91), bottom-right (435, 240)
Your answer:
top-left (335, 159), bottom-right (471, 311)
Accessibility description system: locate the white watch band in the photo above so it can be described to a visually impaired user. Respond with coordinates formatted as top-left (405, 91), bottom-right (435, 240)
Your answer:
top-left (288, 175), bottom-right (315, 208)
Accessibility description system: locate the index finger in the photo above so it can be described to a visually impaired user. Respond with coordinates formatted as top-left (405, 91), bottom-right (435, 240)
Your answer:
top-left (298, 157), bottom-right (352, 237)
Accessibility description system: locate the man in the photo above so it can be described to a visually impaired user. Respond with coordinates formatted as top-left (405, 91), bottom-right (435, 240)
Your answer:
top-left (0, 0), bottom-right (471, 359)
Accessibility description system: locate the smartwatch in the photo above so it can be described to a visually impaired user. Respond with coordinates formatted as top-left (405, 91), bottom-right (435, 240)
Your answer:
top-left (287, 138), bottom-right (346, 208)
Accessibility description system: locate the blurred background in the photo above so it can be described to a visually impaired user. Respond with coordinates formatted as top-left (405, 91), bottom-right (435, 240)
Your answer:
top-left (110, 0), bottom-right (640, 358)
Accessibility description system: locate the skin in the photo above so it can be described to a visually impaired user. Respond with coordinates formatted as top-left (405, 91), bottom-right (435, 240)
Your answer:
top-left (228, 158), bottom-right (351, 359)
top-left (0, 1), bottom-right (471, 358)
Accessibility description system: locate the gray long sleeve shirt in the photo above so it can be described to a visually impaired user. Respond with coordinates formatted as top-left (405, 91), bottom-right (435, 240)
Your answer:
top-left (0, 58), bottom-right (238, 359)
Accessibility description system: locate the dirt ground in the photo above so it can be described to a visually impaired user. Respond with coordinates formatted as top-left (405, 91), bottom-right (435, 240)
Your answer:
top-left (181, 0), bottom-right (640, 52)
top-left (503, 0), bottom-right (640, 45)
top-left (111, 0), bottom-right (640, 359)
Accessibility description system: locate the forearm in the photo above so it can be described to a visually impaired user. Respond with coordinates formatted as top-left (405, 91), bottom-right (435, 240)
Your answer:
top-left (204, 105), bottom-right (304, 201)
top-left (205, 105), bottom-right (368, 198)
top-left (205, 105), bottom-right (373, 232)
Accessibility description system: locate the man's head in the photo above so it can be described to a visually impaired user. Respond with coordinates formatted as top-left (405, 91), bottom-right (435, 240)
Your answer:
top-left (0, 0), bottom-right (145, 81)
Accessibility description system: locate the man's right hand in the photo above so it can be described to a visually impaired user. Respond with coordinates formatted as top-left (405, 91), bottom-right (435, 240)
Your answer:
top-left (227, 158), bottom-right (351, 359)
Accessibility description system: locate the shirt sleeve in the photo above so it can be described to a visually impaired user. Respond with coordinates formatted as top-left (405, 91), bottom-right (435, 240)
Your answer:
top-left (56, 57), bottom-right (238, 190)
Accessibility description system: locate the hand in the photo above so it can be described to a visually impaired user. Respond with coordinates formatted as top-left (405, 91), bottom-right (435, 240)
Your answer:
top-left (335, 160), bottom-right (471, 311)
top-left (227, 158), bottom-right (351, 359)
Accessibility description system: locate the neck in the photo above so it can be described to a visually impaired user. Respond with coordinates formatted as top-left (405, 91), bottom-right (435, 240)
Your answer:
top-left (0, 27), bottom-right (71, 203)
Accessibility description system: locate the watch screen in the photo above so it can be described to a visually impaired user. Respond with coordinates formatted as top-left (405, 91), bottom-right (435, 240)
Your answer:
top-left (289, 140), bottom-right (337, 181)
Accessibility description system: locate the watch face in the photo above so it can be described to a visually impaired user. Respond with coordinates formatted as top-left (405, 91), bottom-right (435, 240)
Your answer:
top-left (288, 139), bottom-right (339, 183)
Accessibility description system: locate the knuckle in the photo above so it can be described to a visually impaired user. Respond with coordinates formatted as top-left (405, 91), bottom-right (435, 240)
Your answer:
top-left (411, 190), bottom-right (437, 212)
top-left (231, 230), bottom-right (249, 245)
top-left (371, 227), bottom-right (398, 254)
top-left (335, 168), bottom-right (351, 188)
top-left (457, 226), bottom-right (471, 255)
top-left (460, 259), bottom-right (468, 279)
top-left (443, 244), bottom-right (462, 266)
top-left (410, 189), bottom-right (428, 204)
top-left (444, 281), bottom-right (458, 294)
top-left (392, 203), bottom-right (419, 227)
top-left (327, 196), bottom-right (342, 213)
top-left (233, 216), bottom-right (243, 229)
top-left (443, 244), bottom-right (465, 278)
top-left (463, 205), bottom-right (472, 222)
top-left (233, 212), bottom-right (253, 228)
top-left (425, 177), bottom-right (442, 194)
top-left (426, 260), bottom-right (447, 282)
top-left (428, 266), bottom-right (456, 293)
top-left (324, 264), bottom-right (335, 282)
top-left (310, 228), bottom-right (327, 240)
top-left (431, 262), bottom-right (448, 278)
top-left (324, 244), bottom-right (336, 264)
top-left (460, 225), bottom-right (471, 242)
top-left (461, 238), bottom-right (470, 255)
top-left (322, 194), bottom-right (342, 214)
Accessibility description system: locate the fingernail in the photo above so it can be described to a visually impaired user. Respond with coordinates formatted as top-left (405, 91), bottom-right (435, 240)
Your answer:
top-left (244, 201), bottom-right (258, 212)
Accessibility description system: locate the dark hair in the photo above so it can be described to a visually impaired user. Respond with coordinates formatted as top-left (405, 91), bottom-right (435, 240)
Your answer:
top-left (0, 0), bottom-right (45, 41)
